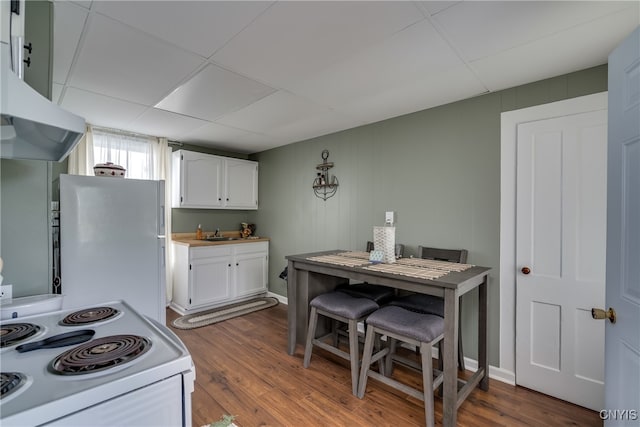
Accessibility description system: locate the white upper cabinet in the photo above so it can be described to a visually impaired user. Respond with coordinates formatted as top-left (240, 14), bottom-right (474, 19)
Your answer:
top-left (225, 158), bottom-right (258, 209)
top-left (172, 150), bottom-right (258, 210)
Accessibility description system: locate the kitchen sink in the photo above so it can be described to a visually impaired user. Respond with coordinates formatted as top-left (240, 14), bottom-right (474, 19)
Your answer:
top-left (204, 236), bottom-right (239, 241)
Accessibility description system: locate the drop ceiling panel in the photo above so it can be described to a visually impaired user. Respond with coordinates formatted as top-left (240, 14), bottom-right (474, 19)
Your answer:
top-left (268, 109), bottom-right (365, 144)
top-left (46, 1), bottom-right (639, 153)
top-left (335, 65), bottom-right (486, 125)
top-left (216, 91), bottom-right (333, 134)
top-left (211, 1), bottom-right (425, 88)
top-left (52, 1), bottom-right (88, 84)
top-left (92, 1), bottom-right (273, 58)
top-left (52, 83), bottom-right (63, 104)
top-left (434, 1), bottom-right (634, 62)
top-left (127, 108), bottom-right (209, 140)
top-left (69, 1), bottom-right (92, 10)
top-left (60, 87), bottom-right (148, 129)
top-left (181, 123), bottom-right (278, 154)
top-left (286, 19), bottom-right (467, 108)
top-left (155, 64), bottom-right (276, 121)
top-left (416, 1), bottom-right (462, 16)
top-left (471, 6), bottom-right (640, 92)
top-left (68, 13), bottom-right (203, 105)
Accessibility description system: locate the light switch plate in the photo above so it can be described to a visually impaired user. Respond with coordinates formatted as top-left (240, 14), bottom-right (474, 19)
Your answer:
top-left (385, 211), bottom-right (395, 225)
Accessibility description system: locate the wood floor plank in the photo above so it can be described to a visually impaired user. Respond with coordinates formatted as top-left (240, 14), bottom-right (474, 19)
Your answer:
top-left (167, 305), bottom-right (601, 427)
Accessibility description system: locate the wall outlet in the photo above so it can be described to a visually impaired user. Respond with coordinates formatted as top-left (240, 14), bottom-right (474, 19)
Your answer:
top-left (0, 285), bottom-right (13, 301)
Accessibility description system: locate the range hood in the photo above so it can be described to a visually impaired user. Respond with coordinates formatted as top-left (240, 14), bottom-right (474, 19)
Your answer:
top-left (0, 42), bottom-right (85, 162)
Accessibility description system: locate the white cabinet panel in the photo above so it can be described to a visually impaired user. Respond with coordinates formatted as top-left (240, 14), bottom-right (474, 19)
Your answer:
top-left (234, 242), bottom-right (268, 298)
top-left (225, 158), bottom-right (258, 209)
top-left (172, 150), bottom-right (258, 209)
top-left (171, 241), bottom-right (268, 314)
top-left (172, 150), bottom-right (223, 208)
top-left (191, 255), bottom-right (231, 308)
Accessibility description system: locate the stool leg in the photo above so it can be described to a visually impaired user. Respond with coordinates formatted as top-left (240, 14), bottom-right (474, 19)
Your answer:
top-left (357, 326), bottom-right (376, 399)
top-left (457, 297), bottom-right (465, 371)
top-left (458, 316), bottom-right (465, 371)
top-left (332, 319), bottom-right (340, 347)
top-left (385, 337), bottom-right (397, 375)
top-left (374, 334), bottom-right (385, 376)
top-left (303, 307), bottom-right (318, 368)
top-left (420, 341), bottom-right (435, 427)
top-left (348, 318), bottom-right (360, 396)
top-left (437, 341), bottom-right (444, 396)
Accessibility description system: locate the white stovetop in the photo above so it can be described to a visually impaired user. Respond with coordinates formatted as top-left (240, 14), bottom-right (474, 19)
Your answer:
top-left (0, 300), bottom-right (192, 426)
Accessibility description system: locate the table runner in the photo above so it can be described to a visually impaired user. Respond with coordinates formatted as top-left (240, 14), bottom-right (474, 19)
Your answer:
top-left (362, 263), bottom-right (451, 280)
top-left (307, 251), bottom-right (474, 279)
top-left (336, 250), bottom-right (371, 259)
top-left (305, 254), bottom-right (371, 267)
top-left (397, 257), bottom-right (473, 272)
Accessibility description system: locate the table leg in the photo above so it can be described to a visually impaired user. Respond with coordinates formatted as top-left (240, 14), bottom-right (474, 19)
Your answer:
top-left (479, 274), bottom-right (489, 390)
top-left (287, 260), bottom-right (298, 355)
top-left (287, 264), bottom-right (348, 355)
top-left (442, 287), bottom-right (459, 427)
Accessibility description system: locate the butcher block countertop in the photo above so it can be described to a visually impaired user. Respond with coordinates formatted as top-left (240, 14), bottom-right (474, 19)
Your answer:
top-left (172, 231), bottom-right (269, 247)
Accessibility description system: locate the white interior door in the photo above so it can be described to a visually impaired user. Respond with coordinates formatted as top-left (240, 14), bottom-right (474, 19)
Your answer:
top-left (604, 27), bottom-right (640, 425)
top-left (515, 110), bottom-right (608, 410)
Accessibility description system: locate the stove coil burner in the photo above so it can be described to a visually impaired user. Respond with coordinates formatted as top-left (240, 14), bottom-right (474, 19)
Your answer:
top-left (0, 323), bottom-right (41, 348)
top-left (60, 307), bottom-right (120, 326)
top-left (0, 372), bottom-right (26, 399)
top-left (50, 335), bottom-right (151, 375)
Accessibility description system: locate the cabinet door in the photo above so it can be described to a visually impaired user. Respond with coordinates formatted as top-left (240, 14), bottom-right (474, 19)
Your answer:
top-left (190, 256), bottom-right (231, 308)
top-left (225, 159), bottom-right (258, 209)
top-left (178, 151), bottom-right (223, 208)
top-left (234, 249), bottom-right (268, 298)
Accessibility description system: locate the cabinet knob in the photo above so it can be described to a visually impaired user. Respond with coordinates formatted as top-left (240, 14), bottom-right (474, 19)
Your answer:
top-left (228, 263), bottom-right (231, 267)
top-left (521, 266), bottom-right (531, 275)
top-left (218, 198), bottom-right (222, 201)
top-left (236, 262), bottom-right (239, 266)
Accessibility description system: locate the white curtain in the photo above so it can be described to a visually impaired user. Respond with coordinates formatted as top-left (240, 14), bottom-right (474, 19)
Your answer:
top-left (156, 137), bottom-right (174, 304)
top-left (67, 124), bottom-right (94, 175)
top-left (92, 128), bottom-right (157, 179)
top-left (67, 126), bottom-right (175, 305)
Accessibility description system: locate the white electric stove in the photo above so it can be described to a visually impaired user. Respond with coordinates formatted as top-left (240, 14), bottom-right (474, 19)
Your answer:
top-left (0, 300), bottom-right (195, 426)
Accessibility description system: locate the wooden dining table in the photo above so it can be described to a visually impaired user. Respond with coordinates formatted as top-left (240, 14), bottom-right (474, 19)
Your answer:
top-left (285, 249), bottom-right (491, 427)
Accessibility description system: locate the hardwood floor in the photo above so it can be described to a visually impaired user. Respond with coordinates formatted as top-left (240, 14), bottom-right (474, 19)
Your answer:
top-left (166, 305), bottom-right (601, 427)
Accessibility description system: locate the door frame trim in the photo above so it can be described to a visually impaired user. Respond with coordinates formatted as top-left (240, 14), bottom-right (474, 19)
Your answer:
top-left (499, 92), bottom-right (607, 380)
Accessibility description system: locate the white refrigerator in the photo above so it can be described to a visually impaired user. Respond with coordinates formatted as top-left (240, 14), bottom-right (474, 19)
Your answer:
top-left (59, 174), bottom-right (166, 324)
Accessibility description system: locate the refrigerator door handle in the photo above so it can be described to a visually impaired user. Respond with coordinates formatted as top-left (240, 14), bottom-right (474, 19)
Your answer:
top-left (159, 205), bottom-right (165, 233)
top-left (158, 180), bottom-right (166, 236)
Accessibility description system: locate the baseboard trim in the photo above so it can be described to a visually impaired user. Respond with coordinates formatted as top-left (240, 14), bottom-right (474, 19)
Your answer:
top-left (268, 292), bottom-right (288, 305)
top-left (463, 357), bottom-right (516, 385)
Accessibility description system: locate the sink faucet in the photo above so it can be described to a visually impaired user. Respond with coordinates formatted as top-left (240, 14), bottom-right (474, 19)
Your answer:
top-left (214, 228), bottom-right (221, 238)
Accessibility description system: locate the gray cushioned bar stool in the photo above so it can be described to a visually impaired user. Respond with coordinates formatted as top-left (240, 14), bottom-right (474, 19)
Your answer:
top-left (303, 291), bottom-right (380, 395)
top-left (357, 305), bottom-right (445, 427)
top-left (388, 246), bottom-right (468, 371)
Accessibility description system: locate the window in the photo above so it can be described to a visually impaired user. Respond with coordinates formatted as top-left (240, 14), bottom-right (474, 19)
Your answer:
top-left (92, 128), bottom-right (158, 180)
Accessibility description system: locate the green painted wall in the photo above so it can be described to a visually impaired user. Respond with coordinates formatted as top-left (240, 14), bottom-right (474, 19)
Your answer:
top-left (250, 64), bottom-right (608, 366)
top-left (171, 209), bottom-right (252, 234)
top-left (0, 159), bottom-right (52, 296)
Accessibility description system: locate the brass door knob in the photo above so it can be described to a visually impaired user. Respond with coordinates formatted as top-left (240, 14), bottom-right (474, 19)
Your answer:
top-left (591, 307), bottom-right (616, 324)
top-left (521, 266), bottom-right (531, 275)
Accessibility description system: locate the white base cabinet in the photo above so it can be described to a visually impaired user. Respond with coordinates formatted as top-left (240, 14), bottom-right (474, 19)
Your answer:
top-left (171, 242), bottom-right (268, 314)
